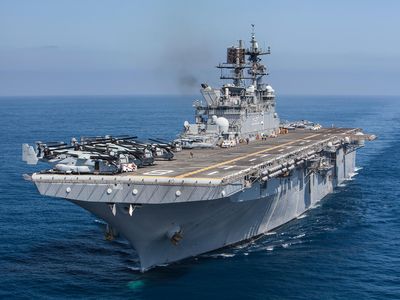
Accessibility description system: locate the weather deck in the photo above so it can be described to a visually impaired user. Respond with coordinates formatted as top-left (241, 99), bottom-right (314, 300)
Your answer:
top-left (130, 128), bottom-right (357, 181)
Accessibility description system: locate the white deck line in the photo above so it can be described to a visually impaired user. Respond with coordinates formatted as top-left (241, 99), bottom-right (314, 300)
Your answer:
top-left (207, 171), bottom-right (219, 175)
top-left (222, 166), bottom-right (236, 170)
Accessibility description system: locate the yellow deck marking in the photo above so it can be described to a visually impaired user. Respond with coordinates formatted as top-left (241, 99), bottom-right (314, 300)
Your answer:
top-left (175, 133), bottom-right (321, 178)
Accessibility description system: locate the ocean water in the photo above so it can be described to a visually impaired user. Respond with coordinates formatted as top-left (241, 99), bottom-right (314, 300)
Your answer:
top-left (0, 95), bottom-right (399, 299)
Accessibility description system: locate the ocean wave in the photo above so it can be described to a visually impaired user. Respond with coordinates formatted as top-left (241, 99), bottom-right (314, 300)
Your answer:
top-left (265, 231), bottom-right (277, 235)
top-left (94, 219), bottom-right (107, 225)
top-left (348, 172), bottom-right (358, 179)
top-left (206, 253), bottom-right (236, 259)
top-left (296, 214), bottom-right (308, 219)
top-left (293, 233), bottom-right (306, 239)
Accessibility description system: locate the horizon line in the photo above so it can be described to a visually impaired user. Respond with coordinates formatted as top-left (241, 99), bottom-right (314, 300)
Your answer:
top-left (0, 93), bottom-right (399, 98)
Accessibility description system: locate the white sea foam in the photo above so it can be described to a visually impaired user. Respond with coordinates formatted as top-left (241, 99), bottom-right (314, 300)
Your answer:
top-left (282, 243), bottom-right (290, 248)
top-left (266, 246), bottom-right (274, 251)
top-left (297, 214), bottom-right (307, 219)
top-left (311, 203), bottom-right (321, 209)
top-left (265, 231), bottom-right (277, 236)
top-left (233, 239), bottom-right (257, 251)
top-left (289, 240), bottom-right (304, 246)
top-left (220, 253), bottom-right (235, 258)
top-left (347, 172), bottom-right (358, 179)
top-left (94, 219), bottom-right (107, 225)
top-left (205, 253), bottom-right (236, 259)
top-left (214, 253), bottom-right (235, 258)
top-left (233, 244), bottom-right (248, 250)
top-left (293, 233), bottom-right (305, 239)
top-left (156, 263), bottom-right (170, 267)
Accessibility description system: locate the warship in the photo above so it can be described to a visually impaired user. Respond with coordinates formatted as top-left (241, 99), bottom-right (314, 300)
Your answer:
top-left (22, 27), bottom-right (375, 271)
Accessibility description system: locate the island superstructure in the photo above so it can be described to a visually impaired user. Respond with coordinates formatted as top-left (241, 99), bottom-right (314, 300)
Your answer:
top-left (180, 26), bottom-right (279, 148)
top-left (22, 28), bottom-right (375, 271)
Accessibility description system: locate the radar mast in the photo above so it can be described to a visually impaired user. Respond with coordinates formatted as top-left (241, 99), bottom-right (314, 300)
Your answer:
top-left (217, 25), bottom-right (271, 88)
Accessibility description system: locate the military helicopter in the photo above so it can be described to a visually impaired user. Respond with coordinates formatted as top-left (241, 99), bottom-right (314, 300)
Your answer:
top-left (149, 138), bottom-right (182, 152)
top-left (176, 137), bottom-right (216, 149)
top-left (118, 139), bottom-right (174, 161)
top-left (22, 135), bottom-right (180, 174)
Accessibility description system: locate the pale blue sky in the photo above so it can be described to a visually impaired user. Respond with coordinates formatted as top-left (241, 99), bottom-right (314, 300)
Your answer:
top-left (0, 0), bottom-right (399, 96)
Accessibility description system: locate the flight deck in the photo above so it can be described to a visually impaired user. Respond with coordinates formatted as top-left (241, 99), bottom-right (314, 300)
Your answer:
top-left (130, 127), bottom-right (359, 181)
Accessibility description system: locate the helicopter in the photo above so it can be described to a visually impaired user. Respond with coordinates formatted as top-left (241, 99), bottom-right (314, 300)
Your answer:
top-left (22, 135), bottom-right (178, 174)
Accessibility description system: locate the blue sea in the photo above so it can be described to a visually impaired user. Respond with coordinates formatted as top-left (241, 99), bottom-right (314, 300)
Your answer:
top-left (0, 95), bottom-right (399, 299)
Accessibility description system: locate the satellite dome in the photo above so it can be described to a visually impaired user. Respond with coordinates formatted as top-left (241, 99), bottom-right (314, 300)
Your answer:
top-left (216, 117), bottom-right (229, 133)
top-left (246, 85), bottom-right (255, 93)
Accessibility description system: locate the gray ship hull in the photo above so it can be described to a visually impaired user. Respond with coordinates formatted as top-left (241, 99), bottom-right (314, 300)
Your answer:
top-left (22, 30), bottom-right (373, 272)
top-left (68, 149), bottom-right (356, 271)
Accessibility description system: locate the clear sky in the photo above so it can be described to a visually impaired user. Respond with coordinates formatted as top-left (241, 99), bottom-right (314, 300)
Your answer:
top-left (0, 0), bottom-right (399, 96)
